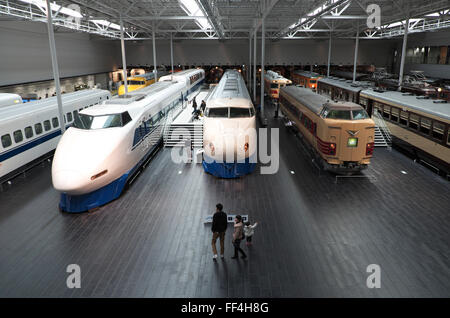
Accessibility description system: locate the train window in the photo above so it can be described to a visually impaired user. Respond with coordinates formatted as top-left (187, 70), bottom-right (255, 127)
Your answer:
top-left (383, 106), bottom-right (390, 119)
top-left (352, 109), bottom-right (369, 120)
top-left (399, 111), bottom-right (408, 126)
top-left (249, 107), bottom-right (256, 117)
top-left (74, 111), bottom-right (78, 119)
top-left (310, 80), bottom-right (317, 84)
top-left (24, 126), bottom-right (33, 139)
top-left (205, 107), bottom-right (228, 118)
top-left (432, 122), bottom-right (444, 141)
top-left (13, 130), bottom-right (23, 143)
top-left (270, 83), bottom-right (278, 89)
top-left (326, 110), bottom-right (351, 120)
top-left (122, 112), bottom-right (132, 126)
top-left (230, 107), bottom-right (251, 118)
top-left (409, 114), bottom-right (419, 130)
top-left (52, 117), bottom-right (59, 128)
top-left (390, 107), bottom-right (399, 122)
top-left (66, 112), bottom-right (73, 122)
top-left (447, 131), bottom-right (450, 146)
top-left (44, 120), bottom-right (51, 131)
top-left (34, 123), bottom-right (43, 135)
top-left (420, 117), bottom-right (431, 135)
top-left (73, 113), bottom-right (125, 129)
top-left (1, 134), bottom-right (12, 148)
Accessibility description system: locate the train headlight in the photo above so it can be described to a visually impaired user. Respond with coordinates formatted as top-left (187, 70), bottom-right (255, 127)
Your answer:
top-left (244, 142), bottom-right (249, 152)
top-left (90, 169), bottom-right (108, 181)
top-left (347, 138), bottom-right (358, 147)
top-left (366, 142), bottom-right (375, 156)
top-left (329, 143), bottom-right (336, 156)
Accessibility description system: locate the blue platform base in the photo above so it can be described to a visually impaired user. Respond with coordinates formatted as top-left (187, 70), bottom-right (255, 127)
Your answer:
top-left (202, 155), bottom-right (256, 178)
top-left (59, 172), bottom-right (129, 213)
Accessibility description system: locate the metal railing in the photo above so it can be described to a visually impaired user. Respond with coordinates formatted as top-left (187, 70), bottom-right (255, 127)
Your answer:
top-left (372, 109), bottom-right (392, 146)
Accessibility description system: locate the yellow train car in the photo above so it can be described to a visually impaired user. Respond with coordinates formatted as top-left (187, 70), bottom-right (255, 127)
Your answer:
top-left (292, 70), bottom-right (322, 90)
top-left (264, 70), bottom-right (292, 99)
top-left (118, 72), bottom-right (156, 96)
top-left (280, 86), bottom-right (375, 173)
top-left (359, 89), bottom-right (450, 177)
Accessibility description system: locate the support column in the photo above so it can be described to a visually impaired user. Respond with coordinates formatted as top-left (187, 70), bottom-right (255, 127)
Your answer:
top-left (398, 18), bottom-right (409, 90)
top-left (260, 16), bottom-right (265, 120)
top-left (327, 30), bottom-right (332, 77)
top-left (45, 0), bottom-right (65, 133)
top-left (352, 22), bottom-right (360, 83)
top-left (253, 29), bottom-right (257, 101)
top-left (152, 28), bottom-right (157, 81)
top-left (170, 33), bottom-right (174, 74)
top-left (119, 17), bottom-right (128, 94)
top-left (248, 33), bottom-right (252, 88)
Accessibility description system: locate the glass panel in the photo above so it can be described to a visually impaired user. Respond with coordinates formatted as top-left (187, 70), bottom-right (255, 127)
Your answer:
top-left (400, 111), bottom-right (408, 126)
top-left (409, 114), bottom-right (419, 130)
top-left (24, 126), bottom-right (33, 139)
top-left (325, 109), bottom-right (351, 120)
top-left (230, 108), bottom-right (251, 118)
top-left (34, 123), bottom-right (43, 135)
top-left (13, 130), bottom-right (23, 143)
top-left (1, 134), bottom-right (12, 148)
top-left (73, 113), bottom-right (123, 129)
top-left (44, 120), bottom-right (51, 131)
top-left (52, 117), bottom-right (59, 128)
top-left (270, 83), bottom-right (278, 88)
top-left (352, 109), bottom-right (370, 120)
top-left (66, 112), bottom-right (73, 122)
top-left (432, 121), bottom-right (444, 141)
top-left (420, 117), bottom-right (431, 134)
top-left (205, 107), bottom-right (228, 118)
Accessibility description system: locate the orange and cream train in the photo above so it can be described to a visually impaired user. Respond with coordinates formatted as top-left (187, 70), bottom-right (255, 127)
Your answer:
top-left (264, 70), bottom-right (292, 99)
top-left (280, 86), bottom-right (375, 173)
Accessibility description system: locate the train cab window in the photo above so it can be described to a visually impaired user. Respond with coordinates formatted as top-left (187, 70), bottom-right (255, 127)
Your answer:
top-left (67, 112), bottom-right (73, 122)
top-left (270, 83), bottom-right (278, 89)
top-left (122, 112), bottom-right (132, 126)
top-left (73, 112), bottom-right (131, 129)
top-left (52, 117), bottom-right (60, 128)
top-left (230, 107), bottom-right (251, 118)
top-left (24, 126), bottom-right (33, 139)
top-left (205, 107), bottom-right (228, 118)
top-left (420, 117), bottom-right (431, 135)
top-left (432, 122), bottom-right (445, 141)
top-left (352, 109), bottom-right (370, 120)
top-left (310, 80), bottom-right (317, 84)
top-left (1, 134), bottom-right (12, 148)
top-left (326, 110), bottom-right (351, 120)
top-left (399, 111), bottom-right (408, 126)
top-left (34, 123), bottom-right (43, 135)
top-left (13, 130), bottom-right (23, 143)
top-left (409, 114), bottom-right (419, 130)
top-left (390, 107), bottom-right (399, 122)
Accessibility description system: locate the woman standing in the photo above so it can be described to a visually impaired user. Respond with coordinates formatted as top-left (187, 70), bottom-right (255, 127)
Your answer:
top-left (232, 215), bottom-right (247, 259)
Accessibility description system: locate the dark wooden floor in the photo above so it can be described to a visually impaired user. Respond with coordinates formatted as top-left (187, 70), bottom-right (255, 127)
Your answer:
top-left (0, 102), bottom-right (449, 297)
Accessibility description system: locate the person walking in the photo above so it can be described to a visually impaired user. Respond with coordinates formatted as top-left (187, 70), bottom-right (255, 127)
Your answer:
top-left (211, 203), bottom-right (227, 260)
top-left (244, 221), bottom-right (258, 246)
top-left (231, 215), bottom-right (247, 259)
top-left (191, 97), bottom-right (198, 114)
top-left (200, 100), bottom-right (206, 113)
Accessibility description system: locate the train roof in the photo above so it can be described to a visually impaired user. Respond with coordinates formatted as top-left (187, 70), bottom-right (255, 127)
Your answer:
top-left (129, 72), bottom-right (155, 80)
top-left (331, 70), bottom-right (366, 80)
top-left (265, 70), bottom-right (292, 84)
top-left (281, 86), bottom-right (363, 115)
top-left (293, 70), bottom-right (322, 78)
top-left (0, 93), bottom-right (22, 107)
top-left (0, 89), bottom-right (108, 122)
top-left (85, 81), bottom-right (175, 115)
top-left (318, 77), bottom-right (374, 93)
top-left (360, 88), bottom-right (450, 121)
top-left (207, 70), bottom-right (253, 108)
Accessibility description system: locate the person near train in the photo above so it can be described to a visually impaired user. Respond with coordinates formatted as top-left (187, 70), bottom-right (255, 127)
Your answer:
top-left (211, 203), bottom-right (227, 260)
top-left (192, 97), bottom-right (198, 114)
top-left (244, 221), bottom-right (258, 246)
top-left (231, 215), bottom-right (247, 259)
top-left (200, 100), bottom-right (206, 113)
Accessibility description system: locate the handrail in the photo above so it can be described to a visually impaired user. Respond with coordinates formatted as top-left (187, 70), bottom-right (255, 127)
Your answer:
top-left (372, 109), bottom-right (392, 146)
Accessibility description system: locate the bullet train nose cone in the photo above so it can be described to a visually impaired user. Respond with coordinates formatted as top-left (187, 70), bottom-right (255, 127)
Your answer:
top-left (52, 170), bottom-right (87, 195)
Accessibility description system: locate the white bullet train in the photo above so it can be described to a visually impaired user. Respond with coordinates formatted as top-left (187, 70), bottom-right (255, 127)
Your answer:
top-left (203, 69), bottom-right (257, 178)
top-left (0, 90), bottom-right (111, 183)
top-left (0, 93), bottom-right (23, 108)
top-left (52, 68), bottom-right (205, 212)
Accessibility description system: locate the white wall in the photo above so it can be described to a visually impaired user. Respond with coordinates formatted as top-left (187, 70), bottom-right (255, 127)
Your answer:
top-left (0, 21), bottom-right (121, 86)
top-left (125, 38), bottom-right (397, 67)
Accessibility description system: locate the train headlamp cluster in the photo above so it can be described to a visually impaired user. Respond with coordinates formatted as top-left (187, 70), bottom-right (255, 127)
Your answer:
top-left (347, 137), bottom-right (358, 147)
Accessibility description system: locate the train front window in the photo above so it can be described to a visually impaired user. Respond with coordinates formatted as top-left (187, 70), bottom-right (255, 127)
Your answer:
top-left (205, 107), bottom-right (228, 118)
top-left (128, 80), bottom-right (145, 85)
top-left (230, 107), bottom-right (251, 118)
top-left (270, 83), bottom-right (278, 89)
top-left (352, 109), bottom-right (369, 120)
top-left (74, 112), bottom-right (131, 129)
top-left (326, 110), bottom-right (351, 120)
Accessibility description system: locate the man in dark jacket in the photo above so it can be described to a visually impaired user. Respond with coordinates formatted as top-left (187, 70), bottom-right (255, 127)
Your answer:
top-left (211, 203), bottom-right (227, 260)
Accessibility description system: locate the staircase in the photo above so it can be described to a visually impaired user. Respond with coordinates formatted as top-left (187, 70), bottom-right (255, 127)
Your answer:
top-left (372, 109), bottom-right (392, 147)
top-left (164, 122), bottom-right (203, 147)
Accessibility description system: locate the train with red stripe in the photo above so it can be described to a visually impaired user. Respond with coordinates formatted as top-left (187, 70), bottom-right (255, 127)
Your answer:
top-left (279, 86), bottom-right (375, 173)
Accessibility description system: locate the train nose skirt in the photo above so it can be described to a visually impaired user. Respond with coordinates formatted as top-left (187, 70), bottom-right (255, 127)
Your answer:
top-left (202, 155), bottom-right (256, 178)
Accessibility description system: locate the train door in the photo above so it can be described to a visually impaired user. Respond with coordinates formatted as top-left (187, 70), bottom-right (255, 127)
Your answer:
top-left (366, 99), bottom-right (374, 117)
